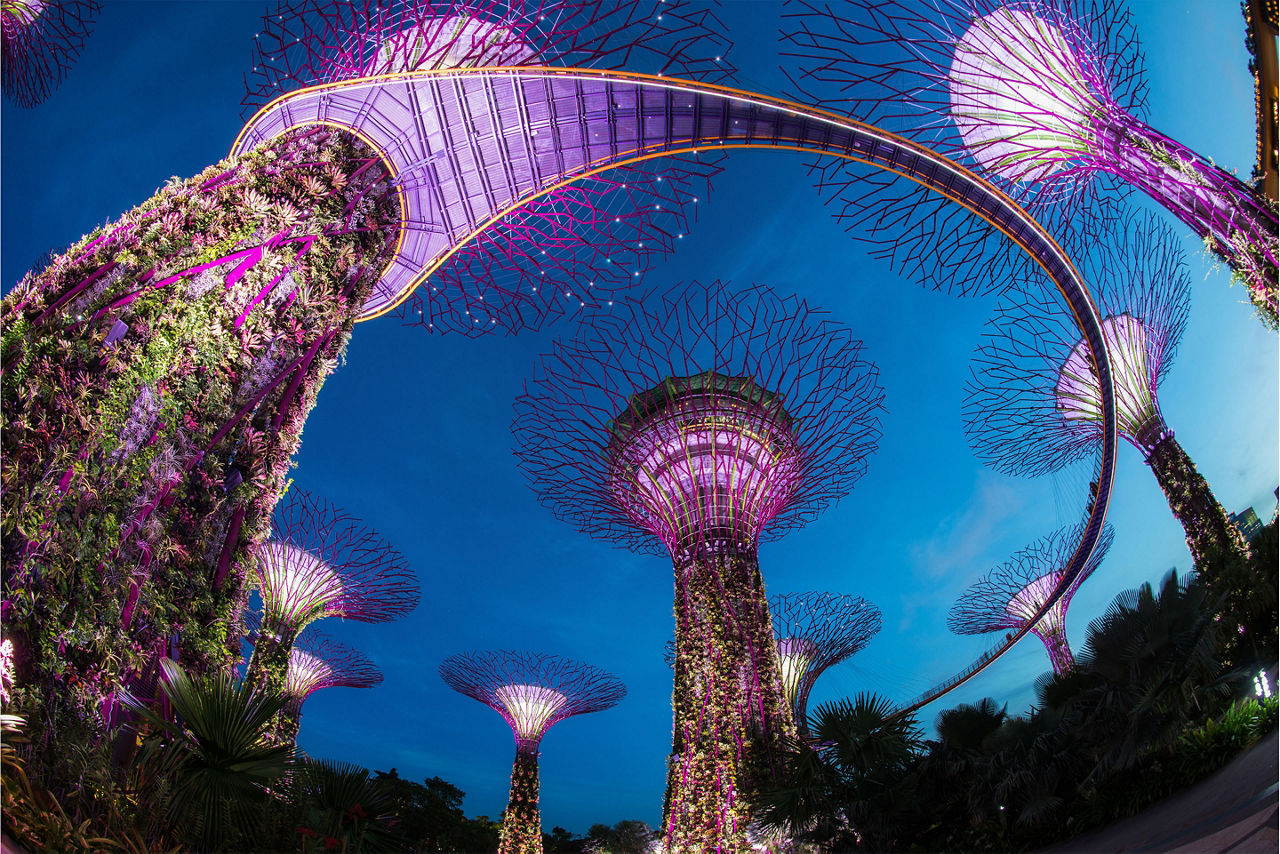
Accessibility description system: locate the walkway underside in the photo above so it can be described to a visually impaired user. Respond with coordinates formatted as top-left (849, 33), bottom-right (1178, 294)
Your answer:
top-left (237, 67), bottom-right (1121, 712)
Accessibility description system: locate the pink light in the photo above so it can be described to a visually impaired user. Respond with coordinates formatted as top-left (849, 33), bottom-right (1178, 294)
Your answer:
top-left (495, 683), bottom-right (568, 741)
top-left (608, 374), bottom-right (803, 554)
top-left (948, 7), bottom-right (1099, 183)
top-left (1055, 313), bottom-right (1164, 451)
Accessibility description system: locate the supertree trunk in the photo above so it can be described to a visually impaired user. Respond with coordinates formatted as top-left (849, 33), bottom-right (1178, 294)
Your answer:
top-left (0, 126), bottom-right (399, 742)
top-left (499, 744), bottom-right (542, 854)
top-left (246, 621), bottom-right (298, 695)
top-left (664, 550), bottom-right (795, 852)
top-left (1032, 624), bottom-right (1076, 675)
top-left (1097, 108), bottom-right (1280, 325)
top-left (1145, 434), bottom-right (1251, 572)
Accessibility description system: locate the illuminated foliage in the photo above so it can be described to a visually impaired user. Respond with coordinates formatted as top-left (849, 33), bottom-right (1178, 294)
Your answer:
top-left (781, 0), bottom-right (1277, 322)
top-left (513, 281), bottom-right (884, 849)
top-left (1, 127), bottom-right (399, 744)
top-left (439, 650), bottom-right (625, 854)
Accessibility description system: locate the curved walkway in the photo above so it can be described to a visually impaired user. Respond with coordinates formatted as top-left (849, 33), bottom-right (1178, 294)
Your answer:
top-left (1041, 729), bottom-right (1278, 853)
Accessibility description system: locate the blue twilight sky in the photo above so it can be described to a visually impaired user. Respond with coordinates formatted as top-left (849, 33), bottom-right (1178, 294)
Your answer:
top-left (3, 0), bottom-right (1276, 835)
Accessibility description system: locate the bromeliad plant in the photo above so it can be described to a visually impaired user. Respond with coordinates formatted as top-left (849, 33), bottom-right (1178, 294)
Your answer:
top-left (1, 124), bottom-right (400, 757)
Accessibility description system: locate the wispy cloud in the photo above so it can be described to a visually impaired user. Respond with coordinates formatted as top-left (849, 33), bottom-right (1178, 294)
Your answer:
top-left (897, 474), bottom-right (1027, 633)
top-left (909, 473), bottom-right (1026, 580)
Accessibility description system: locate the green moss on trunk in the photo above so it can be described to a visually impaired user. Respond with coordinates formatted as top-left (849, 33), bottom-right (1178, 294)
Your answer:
top-left (1, 125), bottom-right (400, 756)
top-left (1146, 434), bottom-right (1250, 571)
top-left (663, 550), bottom-right (795, 851)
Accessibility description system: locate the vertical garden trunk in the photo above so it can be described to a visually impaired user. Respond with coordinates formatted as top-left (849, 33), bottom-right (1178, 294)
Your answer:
top-left (1099, 110), bottom-right (1279, 324)
top-left (664, 550), bottom-right (795, 851)
top-left (499, 744), bottom-right (542, 854)
top-left (0, 125), bottom-right (400, 750)
top-left (246, 621), bottom-right (297, 696)
top-left (1146, 434), bottom-right (1250, 572)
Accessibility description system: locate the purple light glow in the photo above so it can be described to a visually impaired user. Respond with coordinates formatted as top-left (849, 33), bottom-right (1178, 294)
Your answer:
top-left (239, 0), bottom-right (733, 332)
top-left (439, 650), bottom-right (625, 750)
top-left (770, 591), bottom-right (881, 724)
top-left (513, 281), bottom-right (884, 558)
top-left (966, 211), bottom-right (1187, 474)
top-left (283, 630), bottom-right (383, 700)
top-left (255, 489), bottom-right (418, 631)
top-left (782, 0), bottom-right (1278, 320)
top-left (608, 373), bottom-right (804, 555)
top-left (948, 524), bottom-right (1115, 675)
top-left (2, 0), bottom-right (98, 108)
top-left (1055, 313), bottom-right (1168, 455)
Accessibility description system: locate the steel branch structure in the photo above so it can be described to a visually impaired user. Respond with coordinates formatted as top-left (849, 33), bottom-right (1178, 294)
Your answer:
top-left (512, 281), bottom-right (884, 849)
top-left (241, 0), bottom-right (735, 334)
top-left (439, 650), bottom-right (625, 854)
top-left (1, 0), bottom-right (98, 107)
top-left (771, 591), bottom-right (881, 727)
top-left (4, 0), bottom-right (1129, 775)
top-left (246, 488), bottom-right (417, 694)
top-left (949, 524), bottom-right (1114, 674)
top-left (965, 211), bottom-right (1250, 570)
top-left (781, 0), bottom-right (1279, 322)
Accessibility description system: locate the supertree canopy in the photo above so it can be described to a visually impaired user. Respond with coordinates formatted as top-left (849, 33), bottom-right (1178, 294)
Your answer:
top-left (949, 524), bottom-right (1115, 674)
top-left (281, 629), bottom-right (382, 741)
top-left (781, 0), bottom-right (1279, 323)
top-left (2, 0), bottom-right (1127, 793)
top-left (246, 488), bottom-right (417, 694)
top-left (240, 0), bottom-right (737, 335)
top-left (771, 591), bottom-right (881, 727)
top-left (964, 210), bottom-right (1250, 571)
top-left (439, 650), bottom-right (625, 854)
top-left (512, 281), bottom-right (884, 850)
top-left (1, 0), bottom-right (99, 107)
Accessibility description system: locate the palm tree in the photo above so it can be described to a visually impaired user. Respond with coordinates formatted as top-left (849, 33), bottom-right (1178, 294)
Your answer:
top-left (125, 659), bottom-right (294, 851)
top-left (752, 692), bottom-right (924, 850)
top-left (292, 759), bottom-right (401, 852)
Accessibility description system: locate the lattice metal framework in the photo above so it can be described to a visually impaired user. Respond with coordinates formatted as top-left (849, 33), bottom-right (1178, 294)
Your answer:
top-left (439, 649), bottom-right (625, 749)
top-left (513, 281), bottom-right (884, 558)
top-left (439, 650), bottom-right (625, 854)
top-left (255, 488), bottom-right (418, 630)
top-left (283, 630), bottom-right (383, 700)
top-left (781, 0), bottom-right (1278, 321)
top-left (949, 524), bottom-right (1114, 674)
top-left (966, 211), bottom-right (1185, 472)
top-left (771, 591), bottom-right (881, 725)
top-left (1, 0), bottom-right (98, 107)
top-left (965, 211), bottom-right (1247, 568)
top-left (512, 280), bottom-right (882, 849)
top-left (236, 62), bottom-right (1123, 600)
top-left (239, 0), bottom-right (734, 334)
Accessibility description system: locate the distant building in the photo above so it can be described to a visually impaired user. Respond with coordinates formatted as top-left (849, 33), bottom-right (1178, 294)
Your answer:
top-left (1230, 507), bottom-right (1265, 542)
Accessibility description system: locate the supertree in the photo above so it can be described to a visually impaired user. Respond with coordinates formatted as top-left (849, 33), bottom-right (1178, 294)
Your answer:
top-left (246, 488), bottom-right (417, 694)
top-left (949, 524), bottom-right (1115, 674)
top-left (965, 210), bottom-right (1251, 571)
top-left (1, 0), bottom-right (99, 107)
top-left (439, 650), bottom-right (625, 854)
top-left (277, 626), bottom-right (383, 743)
top-left (2, 0), bottom-right (1126, 778)
top-left (771, 591), bottom-right (881, 727)
top-left (512, 281), bottom-right (885, 850)
top-left (781, 0), bottom-right (1279, 324)
top-left (0, 0), bottom-right (727, 748)
top-left (239, 0), bottom-right (738, 334)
